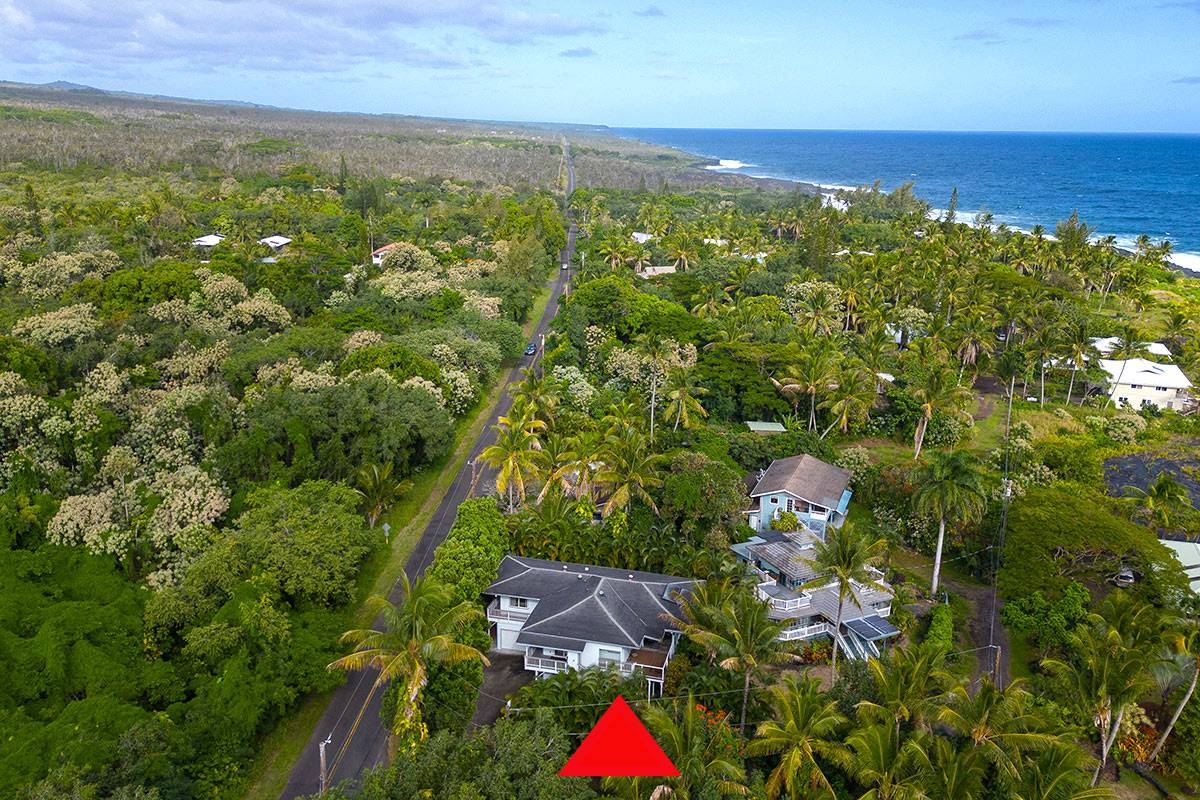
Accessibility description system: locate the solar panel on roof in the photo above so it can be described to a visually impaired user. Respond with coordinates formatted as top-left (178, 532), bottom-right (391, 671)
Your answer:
top-left (845, 619), bottom-right (876, 639)
top-left (862, 615), bottom-right (900, 639)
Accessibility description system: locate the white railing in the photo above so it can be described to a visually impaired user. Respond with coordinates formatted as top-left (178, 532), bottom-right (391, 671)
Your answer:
top-left (487, 599), bottom-right (530, 622)
top-left (525, 654), bottom-right (570, 673)
top-left (778, 622), bottom-right (828, 641)
top-left (615, 661), bottom-right (665, 681)
top-left (756, 582), bottom-right (811, 612)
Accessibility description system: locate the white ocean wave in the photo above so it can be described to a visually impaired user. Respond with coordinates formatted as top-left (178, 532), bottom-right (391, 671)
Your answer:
top-left (1169, 252), bottom-right (1200, 272)
top-left (704, 158), bottom-right (755, 170)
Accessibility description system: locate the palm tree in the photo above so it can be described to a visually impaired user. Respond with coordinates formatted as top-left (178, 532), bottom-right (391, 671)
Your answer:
top-left (353, 462), bottom-right (412, 528)
top-left (1147, 622), bottom-right (1200, 763)
top-left (1061, 319), bottom-right (1098, 405)
top-left (1123, 472), bottom-right (1192, 531)
top-left (481, 412), bottom-right (544, 512)
top-left (921, 736), bottom-right (986, 800)
top-left (672, 588), bottom-right (786, 733)
top-left (1028, 324), bottom-right (1061, 406)
top-left (1104, 322), bottom-right (1146, 409)
top-left (793, 343), bottom-right (839, 432)
top-left (911, 450), bottom-right (987, 596)
top-left (328, 576), bottom-right (488, 756)
top-left (1044, 620), bottom-right (1156, 785)
top-left (748, 675), bottom-right (849, 800)
top-left (802, 526), bottom-right (888, 681)
top-left (1014, 744), bottom-right (1111, 800)
top-left (666, 369), bottom-right (709, 431)
top-left (845, 723), bottom-right (927, 800)
top-left (910, 365), bottom-right (973, 459)
top-left (604, 696), bottom-right (749, 799)
top-left (533, 432), bottom-right (578, 502)
top-left (820, 365), bottom-right (875, 438)
top-left (938, 677), bottom-right (1058, 780)
top-left (597, 430), bottom-right (664, 515)
top-left (857, 644), bottom-right (952, 739)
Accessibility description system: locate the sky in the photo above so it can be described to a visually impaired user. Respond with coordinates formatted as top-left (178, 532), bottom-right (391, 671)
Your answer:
top-left (1, 0), bottom-right (1198, 132)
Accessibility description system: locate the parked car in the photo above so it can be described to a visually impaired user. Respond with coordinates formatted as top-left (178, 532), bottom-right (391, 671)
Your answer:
top-left (1112, 566), bottom-right (1136, 587)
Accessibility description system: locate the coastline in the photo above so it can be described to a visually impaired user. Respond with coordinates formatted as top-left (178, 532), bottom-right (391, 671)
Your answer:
top-left (616, 129), bottom-right (1200, 277)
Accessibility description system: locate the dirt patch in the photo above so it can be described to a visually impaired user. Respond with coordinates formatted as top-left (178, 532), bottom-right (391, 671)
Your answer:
top-left (939, 575), bottom-right (1010, 687)
top-left (972, 393), bottom-right (995, 422)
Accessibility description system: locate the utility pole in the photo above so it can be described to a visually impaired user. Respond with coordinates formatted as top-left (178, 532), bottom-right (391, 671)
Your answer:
top-left (318, 733), bottom-right (333, 794)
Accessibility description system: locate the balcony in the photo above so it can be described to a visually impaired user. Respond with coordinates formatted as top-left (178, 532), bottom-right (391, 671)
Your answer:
top-left (525, 654), bottom-right (570, 673)
top-left (487, 598), bottom-right (531, 623)
top-left (756, 581), bottom-right (812, 614)
top-left (778, 622), bottom-right (829, 641)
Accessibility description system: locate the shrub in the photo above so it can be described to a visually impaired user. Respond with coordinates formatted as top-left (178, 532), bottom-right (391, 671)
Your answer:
top-left (1000, 581), bottom-right (1090, 650)
top-left (835, 446), bottom-right (873, 484)
top-left (771, 510), bottom-right (800, 532)
top-left (925, 604), bottom-right (953, 649)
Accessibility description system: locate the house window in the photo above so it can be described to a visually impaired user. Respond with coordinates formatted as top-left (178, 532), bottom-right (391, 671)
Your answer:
top-left (598, 647), bottom-right (622, 665)
top-left (770, 497), bottom-right (778, 504)
top-left (509, 597), bottom-right (528, 609)
top-left (1157, 386), bottom-right (1167, 391)
top-left (545, 648), bottom-right (567, 658)
top-left (1130, 384), bottom-right (1141, 389)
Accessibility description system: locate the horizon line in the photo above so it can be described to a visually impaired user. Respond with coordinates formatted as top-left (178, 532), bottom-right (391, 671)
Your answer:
top-left (7, 78), bottom-right (1200, 138)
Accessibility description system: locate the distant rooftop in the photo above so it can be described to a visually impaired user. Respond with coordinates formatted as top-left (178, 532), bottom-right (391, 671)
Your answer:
top-left (745, 421), bottom-right (786, 434)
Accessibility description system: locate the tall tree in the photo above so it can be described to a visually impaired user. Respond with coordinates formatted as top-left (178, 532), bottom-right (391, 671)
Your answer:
top-left (672, 588), bottom-right (786, 733)
top-left (328, 576), bottom-right (488, 757)
top-left (748, 675), bottom-right (849, 800)
top-left (911, 450), bottom-right (987, 596)
top-left (802, 526), bottom-right (889, 680)
top-left (910, 365), bottom-right (973, 459)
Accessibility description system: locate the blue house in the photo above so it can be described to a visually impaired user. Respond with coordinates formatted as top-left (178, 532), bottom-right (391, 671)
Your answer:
top-left (744, 454), bottom-right (852, 535)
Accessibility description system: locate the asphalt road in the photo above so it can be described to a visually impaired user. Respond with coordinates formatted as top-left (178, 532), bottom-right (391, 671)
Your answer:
top-left (280, 144), bottom-right (576, 799)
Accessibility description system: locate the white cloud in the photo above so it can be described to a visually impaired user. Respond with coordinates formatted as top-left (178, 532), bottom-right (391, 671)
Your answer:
top-left (0, 1), bottom-right (604, 75)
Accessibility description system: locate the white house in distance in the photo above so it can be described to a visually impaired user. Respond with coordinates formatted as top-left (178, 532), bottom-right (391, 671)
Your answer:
top-left (630, 231), bottom-right (653, 245)
top-left (1098, 358), bottom-right (1193, 411)
top-left (191, 233), bottom-right (225, 247)
top-left (636, 265), bottom-right (676, 279)
top-left (370, 242), bottom-right (399, 266)
top-left (257, 234), bottom-right (292, 250)
top-left (745, 454), bottom-right (853, 535)
top-left (484, 556), bottom-right (696, 695)
top-left (1090, 337), bottom-right (1173, 359)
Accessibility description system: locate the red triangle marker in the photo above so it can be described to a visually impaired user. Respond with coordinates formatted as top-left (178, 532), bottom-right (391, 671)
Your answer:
top-left (558, 696), bottom-right (680, 777)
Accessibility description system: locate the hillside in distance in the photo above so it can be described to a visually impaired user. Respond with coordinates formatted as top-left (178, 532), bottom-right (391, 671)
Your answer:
top-left (0, 80), bottom-right (789, 192)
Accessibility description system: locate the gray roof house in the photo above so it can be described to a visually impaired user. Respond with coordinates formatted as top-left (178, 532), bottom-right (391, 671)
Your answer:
top-left (745, 454), bottom-right (853, 535)
top-left (734, 457), bottom-right (897, 660)
top-left (484, 556), bottom-right (697, 692)
top-left (731, 528), bottom-right (898, 658)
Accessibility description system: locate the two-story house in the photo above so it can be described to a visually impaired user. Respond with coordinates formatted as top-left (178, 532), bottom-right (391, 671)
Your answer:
top-left (731, 528), bottom-right (898, 660)
top-left (484, 556), bottom-right (697, 695)
top-left (745, 454), bottom-right (853, 535)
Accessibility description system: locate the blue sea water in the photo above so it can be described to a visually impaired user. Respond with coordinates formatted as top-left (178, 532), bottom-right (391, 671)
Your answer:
top-left (617, 128), bottom-right (1200, 268)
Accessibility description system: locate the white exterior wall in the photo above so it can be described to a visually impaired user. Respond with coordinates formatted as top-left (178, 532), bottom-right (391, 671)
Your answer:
top-left (579, 641), bottom-right (630, 668)
top-left (1109, 383), bottom-right (1189, 410)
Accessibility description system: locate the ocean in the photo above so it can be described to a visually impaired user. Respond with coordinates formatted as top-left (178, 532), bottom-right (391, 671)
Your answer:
top-left (618, 128), bottom-right (1200, 271)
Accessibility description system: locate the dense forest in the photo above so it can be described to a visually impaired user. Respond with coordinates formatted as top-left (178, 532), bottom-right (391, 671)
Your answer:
top-left (2, 90), bottom-right (1199, 800)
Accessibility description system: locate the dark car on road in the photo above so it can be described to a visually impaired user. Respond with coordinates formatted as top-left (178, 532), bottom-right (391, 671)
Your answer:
top-left (525, 342), bottom-right (536, 356)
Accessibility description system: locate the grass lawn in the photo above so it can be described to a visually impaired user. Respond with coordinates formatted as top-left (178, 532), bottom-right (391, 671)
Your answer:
top-left (239, 281), bottom-right (553, 800)
top-left (1006, 629), bottom-right (1035, 681)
